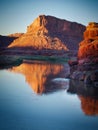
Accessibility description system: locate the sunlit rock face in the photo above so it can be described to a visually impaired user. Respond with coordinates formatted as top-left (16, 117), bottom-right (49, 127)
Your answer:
top-left (8, 15), bottom-right (85, 50)
top-left (78, 22), bottom-right (98, 60)
top-left (9, 62), bottom-right (69, 94)
top-left (79, 96), bottom-right (98, 116)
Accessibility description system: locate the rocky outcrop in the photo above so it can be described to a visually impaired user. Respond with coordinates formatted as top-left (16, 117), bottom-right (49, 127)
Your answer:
top-left (78, 22), bottom-right (98, 65)
top-left (69, 22), bottom-right (98, 86)
top-left (8, 15), bottom-right (85, 51)
top-left (78, 22), bottom-right (98, 61)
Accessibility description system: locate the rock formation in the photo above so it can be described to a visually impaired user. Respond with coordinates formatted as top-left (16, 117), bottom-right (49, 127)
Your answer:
top-left (69, 22), bottom-right (98, 86)
top-left (8, 15), bottom-right (85, 51)
top-left (78, 22), bottom-right (98, 61)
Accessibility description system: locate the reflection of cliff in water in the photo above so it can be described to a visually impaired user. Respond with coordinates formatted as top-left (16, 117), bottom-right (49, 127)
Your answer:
top-left (9, 61), bottom-right (98, 116)
top-left (79, 96), bottom-right (98, 116)
top-left (10, 61), bottom-right (69, 94)
top-left (68, 80), bottom-right (98, 116)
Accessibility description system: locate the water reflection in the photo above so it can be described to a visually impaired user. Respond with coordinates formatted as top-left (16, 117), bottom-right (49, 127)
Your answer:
top-left (68, 80), bottom-right (98, 116)
top-left (9, 61), bottom-right (69, 94)
top-left (79, 96), bottom-right (98, 116)
top-left (9, 61), bottom-right (98, 116)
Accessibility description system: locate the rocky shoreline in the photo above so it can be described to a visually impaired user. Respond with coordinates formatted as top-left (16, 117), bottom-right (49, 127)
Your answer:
top-left (68, 22), bottom-right (98, 87)
top-left (68, 60), bottom-right (98, 87)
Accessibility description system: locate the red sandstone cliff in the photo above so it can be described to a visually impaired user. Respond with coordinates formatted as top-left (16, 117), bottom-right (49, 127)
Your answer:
top-left (8, 15), bottom-right (85, 50)
top-left (78, 22), bottom-right (98, 60)
top-left (69, 22), bottom-right (98, 85)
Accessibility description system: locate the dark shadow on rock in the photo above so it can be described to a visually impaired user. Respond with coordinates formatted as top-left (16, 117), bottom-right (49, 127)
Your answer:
top-left (0, 35), bottom-right (17, 49)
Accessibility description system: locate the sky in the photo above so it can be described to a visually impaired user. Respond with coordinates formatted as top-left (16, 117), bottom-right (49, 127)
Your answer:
top-left (0, 0), bottom-right (98, 35)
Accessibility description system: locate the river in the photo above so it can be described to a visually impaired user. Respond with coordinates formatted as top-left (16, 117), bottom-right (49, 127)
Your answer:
top-left (0, 61), bottom-right (98, 130)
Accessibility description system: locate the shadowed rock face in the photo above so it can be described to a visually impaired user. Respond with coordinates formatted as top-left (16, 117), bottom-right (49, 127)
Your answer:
top-left (0, 35), bottom-right (16, 48)
top-left (78, 22), bottom-right (98, 60)
top-left (8, 15), bottom-right (85, 50)
top-left (0, 33), bottom-right (23, 48)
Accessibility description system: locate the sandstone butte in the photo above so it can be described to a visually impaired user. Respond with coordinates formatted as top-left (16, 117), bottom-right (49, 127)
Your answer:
top-left (78, 22), bottom-right (98, 60)
top-left (8, 15), bottom-right (85, 51)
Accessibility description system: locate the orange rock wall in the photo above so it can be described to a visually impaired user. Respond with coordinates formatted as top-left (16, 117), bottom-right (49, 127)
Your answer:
top-left (78, 22), bottom-right (98, 59)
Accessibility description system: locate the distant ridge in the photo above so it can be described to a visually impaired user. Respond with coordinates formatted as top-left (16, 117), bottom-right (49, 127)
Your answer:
top-left (0, 33), bottom-right (23, 48)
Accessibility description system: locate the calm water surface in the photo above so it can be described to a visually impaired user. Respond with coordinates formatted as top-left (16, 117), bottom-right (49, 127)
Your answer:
top-left (0, 61), bottom-right (98, 130)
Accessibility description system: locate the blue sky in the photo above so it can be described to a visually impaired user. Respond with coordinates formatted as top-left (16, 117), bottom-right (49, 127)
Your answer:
top-left (0, 0), bottom-right (98, 35)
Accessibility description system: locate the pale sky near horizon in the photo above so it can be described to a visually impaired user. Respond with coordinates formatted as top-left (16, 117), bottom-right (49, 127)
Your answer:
top-left (0, 0), bottom-right (98, 35)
